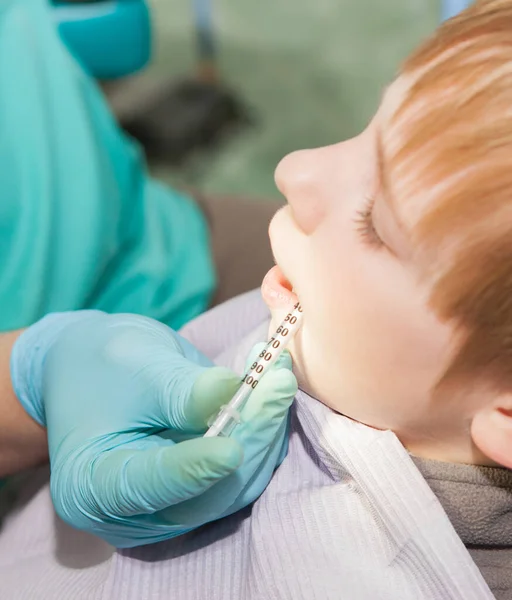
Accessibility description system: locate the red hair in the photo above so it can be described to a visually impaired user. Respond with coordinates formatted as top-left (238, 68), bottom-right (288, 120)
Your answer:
top-left (381, 0), bottom-right (512, 389)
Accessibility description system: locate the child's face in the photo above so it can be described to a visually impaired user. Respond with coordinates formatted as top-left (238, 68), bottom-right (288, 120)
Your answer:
top-left (263, 88), bottom-right (486, 460)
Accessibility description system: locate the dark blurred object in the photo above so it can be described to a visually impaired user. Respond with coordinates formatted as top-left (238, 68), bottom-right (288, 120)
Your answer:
top-left (119, 0), bottom-right (253, 165)
top-left (120, 77), bottom-right (252, 165)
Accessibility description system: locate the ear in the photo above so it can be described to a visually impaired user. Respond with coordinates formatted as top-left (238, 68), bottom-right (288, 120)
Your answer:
top-left (472, 397), bottom-right (512, 468)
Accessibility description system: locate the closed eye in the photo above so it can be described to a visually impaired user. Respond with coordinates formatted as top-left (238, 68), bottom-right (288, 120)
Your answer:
top-left (353, 197), bottom-right (383, 248)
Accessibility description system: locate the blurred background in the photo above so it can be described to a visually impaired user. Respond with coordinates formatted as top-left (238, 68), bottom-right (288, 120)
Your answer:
top-left (104, 0), bottom-right (440, 200)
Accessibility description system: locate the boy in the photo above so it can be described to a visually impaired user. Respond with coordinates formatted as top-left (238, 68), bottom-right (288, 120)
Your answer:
top-left (1, 1), bottom-right (511, 598)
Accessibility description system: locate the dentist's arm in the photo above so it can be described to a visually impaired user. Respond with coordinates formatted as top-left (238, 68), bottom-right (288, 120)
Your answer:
top-left (0, 330), bottom-right (47, 477)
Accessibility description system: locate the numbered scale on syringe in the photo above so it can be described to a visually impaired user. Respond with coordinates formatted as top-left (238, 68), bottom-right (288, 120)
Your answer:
top-left (243, 302), bottom-right (303, 390)
top-left (204, 302), bottom-right (303, 438)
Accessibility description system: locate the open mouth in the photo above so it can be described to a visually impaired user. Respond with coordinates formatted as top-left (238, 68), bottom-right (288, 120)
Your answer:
top-left (261, 265), bottom-right (299, 309)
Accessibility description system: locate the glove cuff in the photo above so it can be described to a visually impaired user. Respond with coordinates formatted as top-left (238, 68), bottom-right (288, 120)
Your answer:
top-left (10, 311), bottom-right (103, 426)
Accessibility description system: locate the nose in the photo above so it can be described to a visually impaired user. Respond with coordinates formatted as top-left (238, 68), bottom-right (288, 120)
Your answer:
top-left (274, 148), bottom-right (329, 235)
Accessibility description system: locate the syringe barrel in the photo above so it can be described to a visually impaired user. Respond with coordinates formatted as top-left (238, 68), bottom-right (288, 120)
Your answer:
top-left (204, 303), bottom-right (303, 438)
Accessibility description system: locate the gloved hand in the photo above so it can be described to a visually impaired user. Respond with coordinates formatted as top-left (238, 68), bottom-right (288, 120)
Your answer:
top-left (10, 311), bottom-right (297, 548)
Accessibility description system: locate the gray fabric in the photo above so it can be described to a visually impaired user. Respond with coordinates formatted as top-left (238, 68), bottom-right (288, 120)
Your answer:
top-left (0, 291), bottom-right (497, 599)
top-left (414, 457), bottom-right (512, 600)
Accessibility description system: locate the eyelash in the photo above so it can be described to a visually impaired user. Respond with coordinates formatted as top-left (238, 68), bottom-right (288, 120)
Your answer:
top-left (353, 197), bottom-right (383, 248)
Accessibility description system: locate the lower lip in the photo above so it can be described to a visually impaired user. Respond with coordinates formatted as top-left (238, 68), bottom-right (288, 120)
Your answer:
top-left (261, 265), bottom-right (299, 309)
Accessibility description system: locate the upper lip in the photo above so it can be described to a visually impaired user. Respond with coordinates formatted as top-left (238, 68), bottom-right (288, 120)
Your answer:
top-left (279, 267), bottom-right (294, 292)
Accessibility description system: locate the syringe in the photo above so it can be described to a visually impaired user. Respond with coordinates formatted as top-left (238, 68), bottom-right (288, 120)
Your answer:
top-left (204, 302), bottom-right (303, 438)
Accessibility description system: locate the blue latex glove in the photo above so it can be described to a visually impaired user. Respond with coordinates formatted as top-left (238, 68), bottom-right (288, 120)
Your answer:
top-left (10, 311), bottom-right (297, 548)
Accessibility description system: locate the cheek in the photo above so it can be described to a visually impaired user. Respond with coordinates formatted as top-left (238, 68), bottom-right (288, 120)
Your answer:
top-left (294, 229), bottom-right (453, 410)
top-left (270, 200), bottom-right (454, 419)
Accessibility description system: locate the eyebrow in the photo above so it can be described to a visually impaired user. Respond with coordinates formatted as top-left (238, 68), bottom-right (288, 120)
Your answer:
top-left (376, 131), bottom-right (388, 203)
top-left (374, 127), bottom-right (412, 258)
top-left (375, 128), bottom-right (407, 232)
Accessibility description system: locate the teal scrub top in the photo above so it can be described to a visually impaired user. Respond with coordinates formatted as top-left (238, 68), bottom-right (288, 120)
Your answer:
top-left (0, 0), bottom-right (215, 331)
